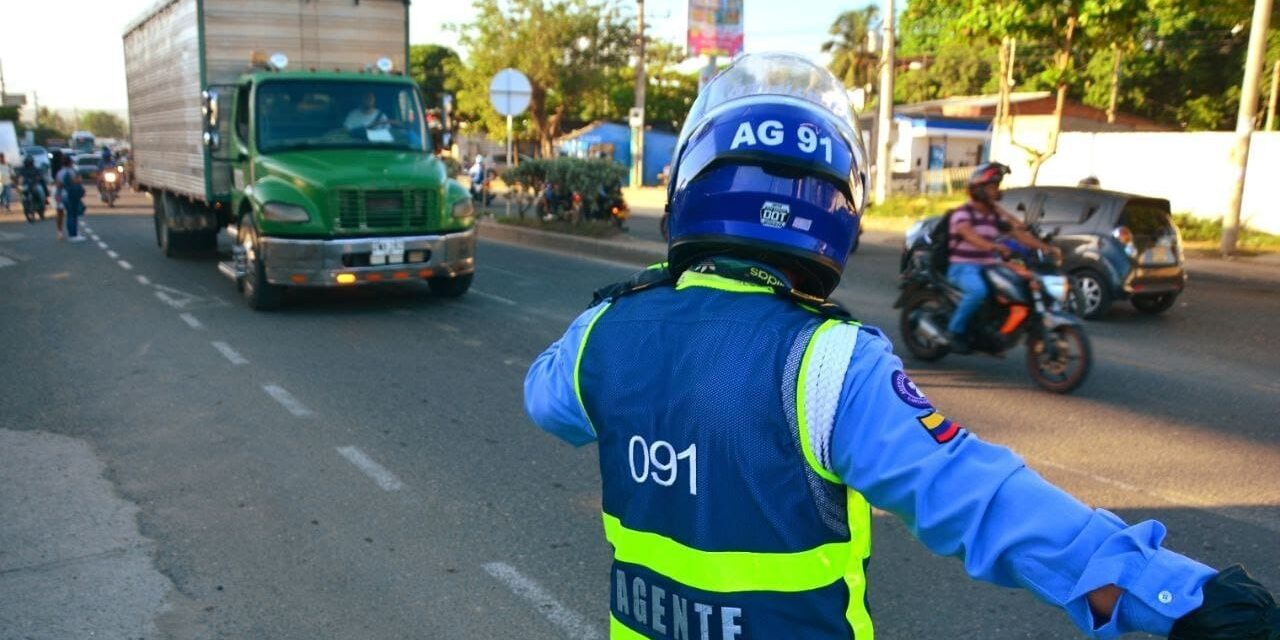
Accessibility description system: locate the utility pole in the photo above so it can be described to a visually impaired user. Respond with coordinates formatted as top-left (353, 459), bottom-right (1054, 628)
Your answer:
top-left (872, 0), bottom-right (895, 205)
top-left (630, 0), bottom-right (647, 188)
top-left (1266, 59), bottom-right (1279, 132)
top-left (1222, 0), bottom-right (1273, 255)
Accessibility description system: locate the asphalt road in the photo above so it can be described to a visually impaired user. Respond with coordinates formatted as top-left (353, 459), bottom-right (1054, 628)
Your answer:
top-left (1, 192), bottom-right (1277, 639)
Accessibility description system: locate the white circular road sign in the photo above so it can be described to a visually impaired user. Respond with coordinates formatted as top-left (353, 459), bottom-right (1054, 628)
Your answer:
top-left (489, 68), bottom-right (532, 117)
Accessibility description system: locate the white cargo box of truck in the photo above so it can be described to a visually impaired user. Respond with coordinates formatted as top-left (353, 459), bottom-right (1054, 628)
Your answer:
top-left (123, 0), bottom-right (409, 204)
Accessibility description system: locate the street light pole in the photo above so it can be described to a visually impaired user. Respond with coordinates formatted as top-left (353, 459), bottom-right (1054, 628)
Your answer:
top-left (631, 0), bottom-right (647, 188)
top-left (1222, 0), bottom-right (1273, 255)
top-left (872, 0), bottom-right (895, 205)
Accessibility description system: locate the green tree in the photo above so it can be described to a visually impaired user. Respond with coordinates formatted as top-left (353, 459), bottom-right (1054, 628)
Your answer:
top-left (894, 40), bottom-right (999, 103)
top-left (409, 44), bottom-right (463, 108)
top-left (80, 111), bottom-right (127, 138)
top-left (598, 40), bottom-right (699, 132)
top-left (822, 7), bottom-right (881, 92)
top-left (452, 0), bottom-right (632, 156)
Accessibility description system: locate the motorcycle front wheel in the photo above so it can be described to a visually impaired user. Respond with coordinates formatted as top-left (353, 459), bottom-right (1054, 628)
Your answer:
top-left (1026, 325), bottom-right (1091, 393)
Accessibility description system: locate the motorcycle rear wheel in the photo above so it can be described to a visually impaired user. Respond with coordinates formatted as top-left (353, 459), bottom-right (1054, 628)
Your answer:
top-left (1026, 325), bottom-right (1091, 393)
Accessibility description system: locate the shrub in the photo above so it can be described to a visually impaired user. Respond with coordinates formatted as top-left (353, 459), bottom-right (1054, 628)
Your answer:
top-left (439, 154), bottom-right (462, 179)
top-left (502, 157), bottom-right (627, 200)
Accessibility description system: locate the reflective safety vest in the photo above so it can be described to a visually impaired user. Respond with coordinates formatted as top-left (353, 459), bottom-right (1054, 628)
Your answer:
top-left (575, 270), bottom-right (874, 639)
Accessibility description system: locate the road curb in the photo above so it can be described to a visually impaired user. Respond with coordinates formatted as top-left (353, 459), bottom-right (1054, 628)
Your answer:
top-left (479, 219), bottom-right (665, 267)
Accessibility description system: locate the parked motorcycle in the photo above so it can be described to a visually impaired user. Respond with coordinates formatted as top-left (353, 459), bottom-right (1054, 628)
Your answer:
top-left (896, 221), bottom-right (1092, 393)
top-left (98, 165), bottom-right (122, 207)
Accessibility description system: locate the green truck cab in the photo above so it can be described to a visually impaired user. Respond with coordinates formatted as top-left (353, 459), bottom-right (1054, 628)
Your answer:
top-left (123, 0), bottom-right (473, 310)
top-left (213, 70), bottom-right (475, 308)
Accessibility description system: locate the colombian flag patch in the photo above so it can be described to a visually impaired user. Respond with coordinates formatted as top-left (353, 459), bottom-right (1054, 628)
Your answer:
top-left (918, 411), bottom-right (962, 444)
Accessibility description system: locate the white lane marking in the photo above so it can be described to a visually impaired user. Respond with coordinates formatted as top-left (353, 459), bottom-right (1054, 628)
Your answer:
top-left (431, 322), bottom-right (461, 333)
top-left (336, 446), bottom-right (404, 491)
top-left (262, 384), bottom-right (313, 417)
top-left (0, 256), bottom-right (15, 269)
top-left (97, 241), bottom-right (108, 249)
top-left (1028, 456), bottom-right (1280, 534)
top-left (117, 260), bottom-right (133, 270)
top-left (107, 250), bottom-right (119, 259)
top-left (211, 341), bottom-right (248, 365)
top-left (470, 288), bottom-right (518, 306)
top-left (482, 562), bottom-right (602, 640)
top-left (155, 291), bottom-right (183, 309)
top-left (178, 313), bottom-right (203, 329)
top-left (136, 275), bottom-right (151, 286)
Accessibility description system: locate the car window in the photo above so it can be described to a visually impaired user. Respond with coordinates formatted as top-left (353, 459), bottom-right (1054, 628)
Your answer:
top-left (1039, 193), bottom-right (1098, 226)
top-left (1120, 200), bottom-right (1173, 236)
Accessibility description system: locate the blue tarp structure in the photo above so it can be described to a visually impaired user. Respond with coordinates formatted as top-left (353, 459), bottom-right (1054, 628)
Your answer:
top-left (557, 121), bottom-right (678, 186)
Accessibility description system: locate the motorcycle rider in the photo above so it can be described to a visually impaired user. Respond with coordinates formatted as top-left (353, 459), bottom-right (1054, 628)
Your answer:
top-left (524, 52), bottom-right (1279, 640)
top-left (16, 155), bottom-right (48, 216)
top-left (945, 162), bottom-right (1059, 353)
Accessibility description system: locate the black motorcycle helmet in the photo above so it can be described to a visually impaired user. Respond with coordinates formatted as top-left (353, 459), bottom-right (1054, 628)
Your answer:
top-left (968, 162), bottom-right (1011, 206)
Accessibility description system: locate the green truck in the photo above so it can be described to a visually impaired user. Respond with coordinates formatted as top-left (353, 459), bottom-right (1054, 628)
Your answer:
top-left (123, 0), bottom-right (475, 309)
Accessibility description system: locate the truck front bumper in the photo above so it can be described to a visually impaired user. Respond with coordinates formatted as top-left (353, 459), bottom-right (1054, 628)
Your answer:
top-left (258, 228), bottom-right (476, 286)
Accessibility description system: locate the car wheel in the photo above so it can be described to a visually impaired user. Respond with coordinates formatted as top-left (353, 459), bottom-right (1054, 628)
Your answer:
top-left (1131, 293), bottom-right (1178, 315)
top-left (1070, 269), bottom-right (1112, 319)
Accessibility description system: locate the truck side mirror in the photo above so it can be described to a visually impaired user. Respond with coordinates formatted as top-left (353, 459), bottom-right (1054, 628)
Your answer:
top-left (201, 90), bottom-right (220, 150)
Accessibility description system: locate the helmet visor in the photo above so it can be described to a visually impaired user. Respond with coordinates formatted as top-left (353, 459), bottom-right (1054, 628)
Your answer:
top-left (680, 53), bottom-right (857, 143)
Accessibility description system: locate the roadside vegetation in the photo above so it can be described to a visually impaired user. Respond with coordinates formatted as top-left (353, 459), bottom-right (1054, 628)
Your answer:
top-left (1174, 214), bottom-right (1280, 254)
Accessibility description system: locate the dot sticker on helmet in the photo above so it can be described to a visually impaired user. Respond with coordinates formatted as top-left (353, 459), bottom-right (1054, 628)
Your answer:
top-left (760, 201), bottom-right (790, 228)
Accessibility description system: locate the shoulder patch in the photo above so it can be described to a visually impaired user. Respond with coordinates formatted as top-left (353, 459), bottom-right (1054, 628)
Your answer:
top-left (918, 411), bottom-right (963, 444)
top-left (891, 370), bottom-right (932, 409)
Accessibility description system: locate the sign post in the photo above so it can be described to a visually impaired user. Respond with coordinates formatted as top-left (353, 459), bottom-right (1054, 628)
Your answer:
top-left (489, 68), bottom-right (532, 217)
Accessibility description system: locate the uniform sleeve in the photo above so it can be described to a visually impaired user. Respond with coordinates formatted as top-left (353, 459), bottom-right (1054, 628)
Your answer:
top-left (827, 328), bottom-right (1216, 639)
top-left (522, 303), bottom-right (610, 447)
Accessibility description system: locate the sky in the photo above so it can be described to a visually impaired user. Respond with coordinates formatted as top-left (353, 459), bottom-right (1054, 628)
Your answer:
top-left (0, 0), bottom-right (870, 115)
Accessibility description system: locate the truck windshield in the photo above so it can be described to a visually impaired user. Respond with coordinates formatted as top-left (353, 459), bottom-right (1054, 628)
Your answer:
top-left (255, 80), bottom-right (428, 154)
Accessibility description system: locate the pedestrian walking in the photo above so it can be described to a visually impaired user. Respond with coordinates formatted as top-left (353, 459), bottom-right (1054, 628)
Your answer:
top-left (523, 53), bottom-right (1279, 639)
top-left (55, 156), bottom-right (86, 242)
top-left (0, 153), bottom-right (13, 212)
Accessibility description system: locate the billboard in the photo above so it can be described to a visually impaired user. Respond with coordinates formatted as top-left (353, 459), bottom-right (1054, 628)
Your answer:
top-left (687, 0), bottom-right (744, 58)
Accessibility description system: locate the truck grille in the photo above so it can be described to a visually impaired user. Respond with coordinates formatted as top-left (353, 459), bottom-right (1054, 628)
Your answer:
top-left (335, 189), bottom-right (438, 231)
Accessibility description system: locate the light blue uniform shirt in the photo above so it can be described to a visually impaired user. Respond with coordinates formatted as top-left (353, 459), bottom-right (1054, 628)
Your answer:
top-left (526, 284), bottom-right (1216, 639)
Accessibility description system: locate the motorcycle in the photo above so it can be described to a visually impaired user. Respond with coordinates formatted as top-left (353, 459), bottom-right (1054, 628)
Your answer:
top-left (98, 165), bottom-right (122, 207)
top-left (895, 220), bottom-right (1092, 393)
top-left (584, 186), bottom-right (629, 229)
top-left (20, 181), bottom-right (47, 222)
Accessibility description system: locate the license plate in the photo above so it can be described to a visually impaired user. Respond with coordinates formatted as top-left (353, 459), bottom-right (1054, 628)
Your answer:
top-left (1141, 246), bottom-right (1174, 265)
top-left (371, 240), bottom-right (405, 265)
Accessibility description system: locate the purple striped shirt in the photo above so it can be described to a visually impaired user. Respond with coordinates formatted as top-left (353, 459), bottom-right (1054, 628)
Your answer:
top-left (949, 204), bottom-right (1008, 265)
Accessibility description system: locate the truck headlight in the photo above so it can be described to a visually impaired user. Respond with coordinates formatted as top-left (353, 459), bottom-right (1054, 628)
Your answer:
top-left (451, 198), bottom-right (474, 223)
top-left (262, 201), bottom-right (311, 222)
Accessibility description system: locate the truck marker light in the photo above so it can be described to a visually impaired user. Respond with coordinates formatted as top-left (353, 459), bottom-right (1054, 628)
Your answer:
top-left (393, 271), bottom-right (410, 280)
top-left (336, 273), bottom-right (357, 284)
top-left (290, 274), bottom-right (307, 284)
top-left (367, 273), bottom-right (384, 282)
top-left (418, 269), bottom-right (434, 278)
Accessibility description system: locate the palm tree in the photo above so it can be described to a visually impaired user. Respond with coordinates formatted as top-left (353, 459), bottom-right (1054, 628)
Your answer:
top-left (821, 6), bottom-right (881, 90)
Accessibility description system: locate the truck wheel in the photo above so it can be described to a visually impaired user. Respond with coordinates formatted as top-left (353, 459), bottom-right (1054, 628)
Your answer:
top-left (428, 273), bottom-right (473, 298)
top-left (238, 215), bottom-right (284, 311)
top-left (157, 192), bottom-right (187, 257)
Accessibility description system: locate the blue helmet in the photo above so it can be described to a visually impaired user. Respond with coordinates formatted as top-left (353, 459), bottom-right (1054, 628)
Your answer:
top-left (666, 52), bottom-right (868, 298)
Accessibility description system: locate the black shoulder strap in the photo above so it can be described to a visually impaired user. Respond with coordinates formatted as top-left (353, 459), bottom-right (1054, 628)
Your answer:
top-left (590, 261), bottom-right (857, 322)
